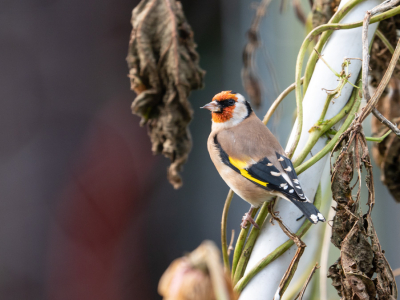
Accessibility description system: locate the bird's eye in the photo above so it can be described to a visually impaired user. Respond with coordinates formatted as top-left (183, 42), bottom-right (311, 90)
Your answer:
top-left (228, 100), bottom-right (235, 105)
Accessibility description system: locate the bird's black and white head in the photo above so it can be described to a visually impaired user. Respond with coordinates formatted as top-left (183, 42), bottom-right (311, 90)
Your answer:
top-left (201, 91), bottom-right (253, 130)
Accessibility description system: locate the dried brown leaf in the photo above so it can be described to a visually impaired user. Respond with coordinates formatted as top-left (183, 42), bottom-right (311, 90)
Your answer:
top-left (371, 78), bottom-right (400, 202)
top-left (241, 0), bottom-right (272, 108)
top-left (370, 17), bottom-right (400, 88)
top-left (329, 119), bottom-right (397, 299)
top-left (158, 241), bottom-right (238, 300)
top-left (127, 0), bottom-right (205, 188)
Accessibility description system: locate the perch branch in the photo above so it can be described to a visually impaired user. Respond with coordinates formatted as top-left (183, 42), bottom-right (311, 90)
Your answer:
top-left (269, 202), bottom-right (306, 300)
top-left (233, 201), bottom-right (271, 284)
top-left (221, 189), bottom-right (234, 272)
top-left (263, 77), bottom-right (304, 126)
top-left (361, 0), bottom-right (400, 138)
top-left (234, 186), bottom-right (321, 292)
top-left (294, 263), bottom-right (319, 300)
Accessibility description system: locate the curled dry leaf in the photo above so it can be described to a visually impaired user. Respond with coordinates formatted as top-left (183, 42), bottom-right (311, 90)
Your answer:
top-left (158, 241), bottom-right (238, 300)
top-left (371, 78), bottom-right (400, 202)
top-left (328, 120), bottom-right (397, 299)
top-left (127, 0), bottom-right (205, 189)
top-left (292, 0), bottom-right (307, 25)
top-left (241, 0), bottom-right (272, 108)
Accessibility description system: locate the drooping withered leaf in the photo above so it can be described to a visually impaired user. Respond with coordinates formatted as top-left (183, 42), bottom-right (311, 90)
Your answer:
top-left (127, 0), bottom-right (205, 189)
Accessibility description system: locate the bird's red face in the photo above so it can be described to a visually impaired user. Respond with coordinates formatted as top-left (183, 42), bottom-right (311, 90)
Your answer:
top-left (210, 91), bottom-right (238, 123)
top-left (201, 91), bottom-right (252, 127)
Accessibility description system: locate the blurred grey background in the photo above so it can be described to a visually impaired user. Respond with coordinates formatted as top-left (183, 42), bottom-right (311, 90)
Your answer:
top-left (0, 0), bottom-right (399, 299)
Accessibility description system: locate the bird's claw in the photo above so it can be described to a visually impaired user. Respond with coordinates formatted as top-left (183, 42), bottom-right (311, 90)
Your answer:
top-left (240, 212), bottom-right (260, 229)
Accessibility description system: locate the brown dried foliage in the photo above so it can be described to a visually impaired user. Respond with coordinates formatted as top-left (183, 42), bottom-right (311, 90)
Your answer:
top-left (328, 120), bottom-right (397, 300)
top-left (371, 78), bottom-right (400, 202)
top-left (369, 17), bottom-right (400, 202)
top-left (127, 0), bottom-right (205, 189)
top-left (158, 241), bottom-right (238, 300)
top-left (370, 17), bottom-right (400, 88)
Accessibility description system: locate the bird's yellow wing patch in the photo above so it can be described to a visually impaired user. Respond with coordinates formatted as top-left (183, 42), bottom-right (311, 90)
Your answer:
top-left (228, 157), bottom-right (268, 187)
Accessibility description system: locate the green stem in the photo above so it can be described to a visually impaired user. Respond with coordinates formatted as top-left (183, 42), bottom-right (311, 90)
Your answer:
top-left (318, 93), bottom-right (336, 124)
top-left (289, 2), bottom-right (400, 158)
top-left (376, 29), bottom-right (395, 54)
top-left (366, 129), bottom-right (392, 142)
top-left (300, 2), bottom-right (400, 97)
top-left (326, 128), bottom-right (391, 142)
top-left (295, 86), bottom-right (362, 175)
top-left (292, 78), bottom-right (359, 168)
top-left (232, 202), bottom-right (270, 284)
top-left (302, 0), bottom-right (363, 94)
top-left (234, 185), bottom-right (322, 292)
top-left (262, 78), bottom-right (304, 126)
top-left (221, 189), bottom-right (234, 272)
top-left (231, 207), bottom-right (259, 277)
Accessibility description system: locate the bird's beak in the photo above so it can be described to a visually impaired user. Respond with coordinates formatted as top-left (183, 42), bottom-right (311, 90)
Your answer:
top-left (200, 101), bottom-right (222, 112)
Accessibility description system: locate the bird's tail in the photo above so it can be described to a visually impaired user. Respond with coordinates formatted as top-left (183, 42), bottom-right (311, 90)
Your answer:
top-left (290, 198), bottom-right (325, 224)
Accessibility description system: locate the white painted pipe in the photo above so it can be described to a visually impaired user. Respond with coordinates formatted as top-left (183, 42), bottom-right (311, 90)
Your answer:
top-left (239, 1), bottom-right (380, 299)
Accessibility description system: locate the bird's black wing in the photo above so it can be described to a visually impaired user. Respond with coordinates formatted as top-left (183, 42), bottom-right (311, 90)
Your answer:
top-left (214, 136), bottom-right (325, 223)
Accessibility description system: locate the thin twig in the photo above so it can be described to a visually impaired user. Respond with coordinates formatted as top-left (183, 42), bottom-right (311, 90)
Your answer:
top-left (227, 229), bottom-right (235, 256)
top-left (375, 29), bottom-right (395, 54)
top-left (372, 108), bottom-right (400, 137)
top-left (361, 0), bottom-right (400, 138)
top-left (262, 77), bottom-right (304, 125)
top-left (362, 11), bottom-right (373, 102)
top-left (269, 202), bottom-right (306, 300)
top-left (361, 38), bottom-right (400, 119)
top-left (294, 263), bottom-right (319, 300)
top-left (319, 201), bottom-right (337, 300)
top-left (366, 127), bottom-right (392, 142)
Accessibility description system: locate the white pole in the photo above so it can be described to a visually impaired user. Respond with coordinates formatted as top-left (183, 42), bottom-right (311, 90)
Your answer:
top-left (239, 1), bottom-right (380, 299)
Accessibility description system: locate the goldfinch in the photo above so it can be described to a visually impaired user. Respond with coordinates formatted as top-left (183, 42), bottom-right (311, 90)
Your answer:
top-left (202, 91), bottom-right (325, 227)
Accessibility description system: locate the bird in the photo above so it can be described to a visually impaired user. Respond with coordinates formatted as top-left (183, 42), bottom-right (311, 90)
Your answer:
top-left (201, 90), bottom-right (325, 228)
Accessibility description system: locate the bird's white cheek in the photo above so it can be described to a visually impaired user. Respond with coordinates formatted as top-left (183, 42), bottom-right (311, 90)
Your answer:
top-left (232, 103), bottom-right (248, 120)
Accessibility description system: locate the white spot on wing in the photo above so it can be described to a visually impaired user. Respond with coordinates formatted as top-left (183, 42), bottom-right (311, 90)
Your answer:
top-left (295, 185), bottom-right (301, 189)
top-left (317, 213), bottom-right (325, 221)
top-left (271, 171), bottom-right (281, 176)
top-left (284, 166), bottom-right (292, 172)
top-left (289, 189), bottom-right (294, 193)
top-left (310, 214), bottom-right (318, 223)
top-left (293, 179), bottom-right (299, 184)
top-left (278, 157), bottom-right (284, 161)
top-left (281, 173), bottom-right (294, 188)
top-left (267, 163), bottom-right (273, 166)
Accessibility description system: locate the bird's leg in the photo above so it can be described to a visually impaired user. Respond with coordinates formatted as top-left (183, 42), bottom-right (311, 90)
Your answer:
top-left (240, 206), bottom-right (260, 229)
